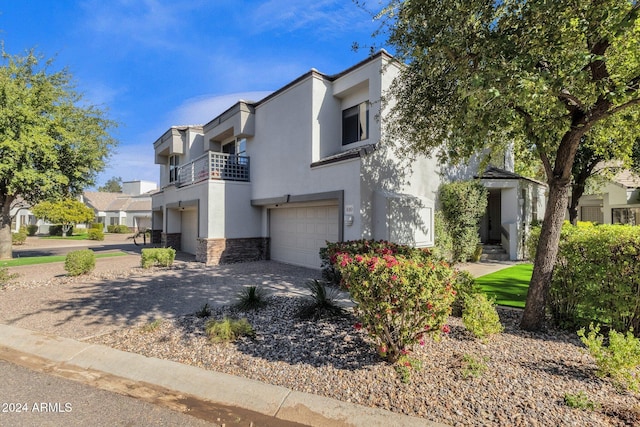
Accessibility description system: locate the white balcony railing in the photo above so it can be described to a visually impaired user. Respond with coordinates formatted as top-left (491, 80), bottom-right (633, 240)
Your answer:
top-left (177, 152), bottom-right (250, 187)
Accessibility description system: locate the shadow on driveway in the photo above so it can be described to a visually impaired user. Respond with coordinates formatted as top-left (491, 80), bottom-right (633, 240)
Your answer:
top-left (0, 261), bottom-right (325, 339)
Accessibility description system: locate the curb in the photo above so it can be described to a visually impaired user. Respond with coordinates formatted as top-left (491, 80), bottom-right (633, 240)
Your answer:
top-left (0, 324), bottom-right (446, 427)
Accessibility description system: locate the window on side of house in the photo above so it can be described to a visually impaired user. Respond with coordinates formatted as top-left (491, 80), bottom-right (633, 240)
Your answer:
top-left (169, 155), bottom-right (179, 183)
top-left (342, 101), bottom-right (369, 145)
top-left (612, 207), bottom-right (640, 225)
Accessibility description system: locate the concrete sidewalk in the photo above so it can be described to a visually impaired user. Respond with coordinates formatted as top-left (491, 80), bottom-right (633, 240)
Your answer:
top-left (0, 324), bottom-right (445, 427)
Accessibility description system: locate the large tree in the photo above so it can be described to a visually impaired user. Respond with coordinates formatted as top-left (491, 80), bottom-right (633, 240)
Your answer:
top-left (0, 49), bottom-right (117, 258)
top-left (376, 0), bottom-right (640, 330)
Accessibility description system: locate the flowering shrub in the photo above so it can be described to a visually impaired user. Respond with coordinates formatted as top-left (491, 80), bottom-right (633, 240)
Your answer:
top-left (335, 251), bottom-right (457, 365)
top-left (320, 239), bottom-right (433, 285)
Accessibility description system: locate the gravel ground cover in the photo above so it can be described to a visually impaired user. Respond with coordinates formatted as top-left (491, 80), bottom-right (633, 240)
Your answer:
top-left (88, 294), bottom-right (640, 426)
top-left (2, 257), bottom-right (640, 426)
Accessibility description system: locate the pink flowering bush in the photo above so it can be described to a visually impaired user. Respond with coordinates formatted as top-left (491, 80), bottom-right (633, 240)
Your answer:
top-left (335, 251), bottom-right (457, 366)
top-left (320, 239), bottom-right (433, 285)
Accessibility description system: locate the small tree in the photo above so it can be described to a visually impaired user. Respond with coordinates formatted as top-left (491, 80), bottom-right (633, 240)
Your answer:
top-left (98, 176), bottom-right (123, 193)
top-left (32, 199), bottom-right (95, 237)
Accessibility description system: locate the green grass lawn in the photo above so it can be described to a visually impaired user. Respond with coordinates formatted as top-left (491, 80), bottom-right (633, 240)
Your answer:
top-left (42, 233), bottom-right (90, 240)
top-left (475, 263), bottom-right (533, 308)
top-left (0, 251), bottom-right (128, 267)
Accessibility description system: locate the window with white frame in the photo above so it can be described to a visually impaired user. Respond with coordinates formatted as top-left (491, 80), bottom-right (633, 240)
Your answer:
top-left (342, 101), bottom-right (369, 145)
top-left (612, 207), bottom-right (640, 225)
top-left (169, 155), bottom-right (179, 183)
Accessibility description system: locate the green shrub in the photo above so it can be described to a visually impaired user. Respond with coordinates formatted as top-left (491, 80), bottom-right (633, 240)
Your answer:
top-left (87, 228), bottom-right (104, 241)
top-left (90, 222), bottom-right (103, 230)
top-left (460, 353), bottom-right (489, 379)
top-left (140, 318), bottom-right (163, 333)
top-left (438, 181), bottom-right (488, 263)
top-left (336, 252), bottom-right (457, 365)
top-left (462, 293), bottom-right (504, 341)
top-left (578, 324), bottom-right (640, 392)
top-left (64, 249), bottom-right (96, 276)
top-left (107, 224), bottom-right (130, 233)
top-left (433, 210), bottom-right (454, 262)
top-left (12, 228), bottom-right (27, 245)
top-left (296, 279), bottom-right (345, 320)
top-left (49, 225), bottom-right (74, 236)
top-left (140, 248), bottom-right (176, 268)
top-left (451, 270), bottom-right (482, 317)
top-left (563, 391), bottom-right (599, 411)
top-left (26, 224), bottom-right (38, 236)
top-left (205, 317), bottom-right (255, 343)
top-left (0, 267), bottom-right (18, 288)
top-left (236, 286), bottom-right (268, 310)
top-left (545, 224), bottom-right (640, 333)
top-left (526, 225), bottom-right (541, 261)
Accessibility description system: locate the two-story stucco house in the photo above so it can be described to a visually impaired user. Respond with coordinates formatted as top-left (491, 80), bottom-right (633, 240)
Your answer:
top-left (151, 51), bottom-right (545, 268)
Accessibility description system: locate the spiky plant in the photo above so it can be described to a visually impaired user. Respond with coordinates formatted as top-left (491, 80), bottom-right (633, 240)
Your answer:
top-left (236, 285), bottom-right (268, 310)
top-left (297, 279), bottom-right (345, 320)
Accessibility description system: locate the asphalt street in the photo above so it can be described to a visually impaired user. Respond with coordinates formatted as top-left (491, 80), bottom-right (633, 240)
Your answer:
top-left (0, 360), bottom-right (219, 427)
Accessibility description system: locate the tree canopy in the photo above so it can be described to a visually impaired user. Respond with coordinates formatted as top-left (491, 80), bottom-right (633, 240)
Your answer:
top-left (0, 49), bottom-right (117, 257)
top-left (376, 0), bottom-right (640, 330)
top-left (31, 198), bottom-right (95, 237)
top-left (98, 176), bottom-right (123, 193)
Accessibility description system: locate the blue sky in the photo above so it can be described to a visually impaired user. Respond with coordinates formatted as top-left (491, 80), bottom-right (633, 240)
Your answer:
top-left (0, 1), bottom-right (386, 188)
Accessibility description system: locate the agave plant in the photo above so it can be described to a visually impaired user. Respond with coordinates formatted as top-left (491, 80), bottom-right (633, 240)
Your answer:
top-left (236, 285), bottom-right (268, 310)
top-left (297, 279), bottom-right (345, 320)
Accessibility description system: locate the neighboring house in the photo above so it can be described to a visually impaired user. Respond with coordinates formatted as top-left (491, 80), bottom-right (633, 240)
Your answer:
top-left (151, 51), bottom-right (542, 268)
top-left (82, 180), bottom-right (158, 231)
top-left (10, 199), bottom-right (47, 233)
top-left (575, 169), bottom-right (640, 225)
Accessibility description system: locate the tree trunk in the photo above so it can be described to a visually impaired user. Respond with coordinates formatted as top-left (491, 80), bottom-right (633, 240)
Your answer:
top-left (0, 204), bottom-right (13, 260)
top-left (520, 178), bottom-right (571, 331)
top-left (567, 182), bottom-right (585, 226)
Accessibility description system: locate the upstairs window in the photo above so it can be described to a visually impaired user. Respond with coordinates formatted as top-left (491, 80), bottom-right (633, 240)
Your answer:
top-left (169, 155), bottom-right (179, 183)
top-left (342, 101), bottom-right (369, 145)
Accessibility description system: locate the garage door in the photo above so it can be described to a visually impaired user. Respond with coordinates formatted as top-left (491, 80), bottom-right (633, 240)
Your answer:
top-left (270, 205), bottom-right (339, 268)
top-left (181, 209), bottom-right (198, 255)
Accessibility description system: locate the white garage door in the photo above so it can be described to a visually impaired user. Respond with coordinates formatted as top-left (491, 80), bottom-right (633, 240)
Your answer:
top-left (270, 205), bottom-right (339, 269)
top-left (181, 209), bottom-right (198, 255)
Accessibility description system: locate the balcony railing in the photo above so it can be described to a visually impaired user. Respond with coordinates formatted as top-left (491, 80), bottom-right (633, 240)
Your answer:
top-left (177, 152), bottom-right (250, 187)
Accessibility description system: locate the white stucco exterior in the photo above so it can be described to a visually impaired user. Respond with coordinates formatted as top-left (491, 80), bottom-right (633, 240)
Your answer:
top-left (150, 51), bottom-right (484, 267)
top-left (3, 51), bottom-right (545, 263)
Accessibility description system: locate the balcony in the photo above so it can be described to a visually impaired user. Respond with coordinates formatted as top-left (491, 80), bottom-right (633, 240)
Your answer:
top-left (177, 152), bottom-right (250, 187)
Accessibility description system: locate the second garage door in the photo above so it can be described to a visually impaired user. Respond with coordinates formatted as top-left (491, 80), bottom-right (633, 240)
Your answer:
top-left (270, 205), bottom-right (339, 269)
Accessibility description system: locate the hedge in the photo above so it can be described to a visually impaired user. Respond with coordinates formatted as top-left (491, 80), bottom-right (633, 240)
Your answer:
top-left (529, 223), bottom-right (640, 333)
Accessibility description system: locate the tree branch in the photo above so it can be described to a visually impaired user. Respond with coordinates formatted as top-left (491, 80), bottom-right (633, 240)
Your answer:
top-left (558, 89), bottom-right (585, 115)
top-left (607, 97), bottom-right (640, 117)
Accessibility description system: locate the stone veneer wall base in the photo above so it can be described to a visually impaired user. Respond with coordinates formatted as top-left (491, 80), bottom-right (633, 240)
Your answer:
top-left (196, 237), bottom-right (269, 265)
top-left (161, 233), bottom-right (181, 251)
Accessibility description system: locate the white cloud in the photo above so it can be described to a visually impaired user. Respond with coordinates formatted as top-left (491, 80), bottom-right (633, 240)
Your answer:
top-left (248, 0), bottom-right (376, 37)
top-left (79, 0), bottom-right (208, 51)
